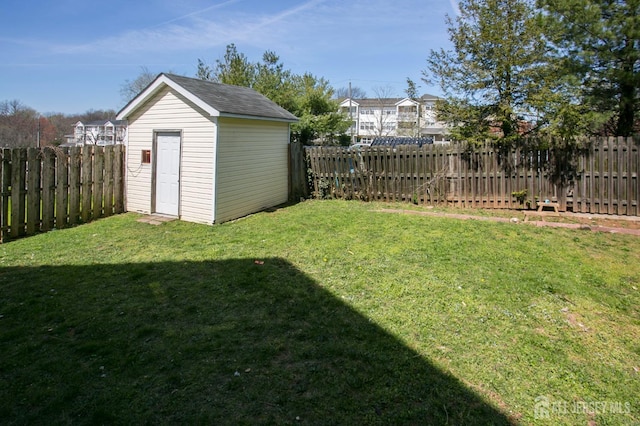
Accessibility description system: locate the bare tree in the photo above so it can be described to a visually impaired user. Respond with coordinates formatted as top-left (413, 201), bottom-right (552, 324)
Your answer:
top-left (44, 113), bottom-right (75, 145)
top-left (371, 86), bottom-right (398, 137)
top-left (0, 99), bottom-right (39, 147)
top-left (120, 66), bottom-right (156, 104)
top-left (334, 86), bottom-right (367, 99)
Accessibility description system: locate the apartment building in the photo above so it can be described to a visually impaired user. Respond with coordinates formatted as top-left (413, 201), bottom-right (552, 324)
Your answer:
top-left (339, 94), bottom-right (448, 143)
top-left (74, 120), bottom-right (127, 145)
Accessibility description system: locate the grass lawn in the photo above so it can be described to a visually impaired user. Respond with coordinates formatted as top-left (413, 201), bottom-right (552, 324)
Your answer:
top-left (1, 200), bottom-right (638, 425)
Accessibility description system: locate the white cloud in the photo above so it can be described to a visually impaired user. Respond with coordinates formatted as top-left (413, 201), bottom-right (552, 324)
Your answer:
top-left (50, 0), bottom-right (328, 56)
top-left (148, 0), bottom-right (245, 28)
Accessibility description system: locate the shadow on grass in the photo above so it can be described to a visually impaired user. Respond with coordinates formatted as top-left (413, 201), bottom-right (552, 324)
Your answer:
top-left (0, 258), bottom-right (514, 425)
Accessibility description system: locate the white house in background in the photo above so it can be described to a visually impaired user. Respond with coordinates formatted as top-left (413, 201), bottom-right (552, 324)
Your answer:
top-left (339, 94), bottom-right (449, 143)
top-left (74, 120), bottom-right (127, 145)
top-left (116, 73), bottom-right (298, 225)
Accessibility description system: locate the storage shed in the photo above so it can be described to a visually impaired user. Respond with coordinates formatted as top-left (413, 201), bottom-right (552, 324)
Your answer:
top-left (116, 73), bottom-right (298, 224)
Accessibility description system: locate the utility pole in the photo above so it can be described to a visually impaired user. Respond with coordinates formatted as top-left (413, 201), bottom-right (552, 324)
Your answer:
top-left (349, 81), bottom-right (354, 145)
top-left (36, 115), bottom-right (41, 148)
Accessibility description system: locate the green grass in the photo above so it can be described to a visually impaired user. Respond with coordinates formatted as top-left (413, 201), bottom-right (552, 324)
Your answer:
top-left (1, 200), bottom-right (639, 425)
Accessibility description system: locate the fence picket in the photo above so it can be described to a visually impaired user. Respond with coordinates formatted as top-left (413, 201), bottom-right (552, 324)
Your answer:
top-left (1, 149), bottom-right (11, 242)
top-left (55, 150), bottom-right (69, 229)
top-left (41, 148), bottom-right (55, 232)
top-left (82, 146), bottom-right (93, 223)
top-left (114, 144), bottom-right (124, 213)
top-left (26, 148), bottom-right (41, 234)
top-left (629, 141), bottom-right (637, 216)
top-left (93, 147), bottom-right (104, 219)
top-left (616, 136), bottom-right (625, 215)
top-left (68, 147), bottom-right (81, 225)
top-left (104, 146), bottom-right (114, 217)
top-left (10, 149), bottom-right (26, 238)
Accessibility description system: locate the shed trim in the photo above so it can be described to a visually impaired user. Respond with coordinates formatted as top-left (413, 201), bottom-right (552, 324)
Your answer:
top-left (117, 75), bottom-right (220, 120)
top-left (211, 117), bottom-right (220, 224)
top-left (118, 73), bottom-right (298, 123)
top-left (218, 112), bottom-right (298, 123)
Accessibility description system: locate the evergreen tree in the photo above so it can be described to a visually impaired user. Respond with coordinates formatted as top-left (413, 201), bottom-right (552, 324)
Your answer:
top-left (423, 0), bottom-right (572, 144)
top-left (538, 0), bottom-right (640, 136)
top-left (197, 45), bottom-right (350, 145)
top-left (197, 44), bottom-right (256, 87)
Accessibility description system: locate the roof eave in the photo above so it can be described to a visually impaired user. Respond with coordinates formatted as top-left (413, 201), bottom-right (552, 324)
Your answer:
top-left (219, 112), bottom-right (298, 123)
top-left (116, 73), bottom-right (220, 120)
top-left (395, 97), bottom-right (419, 106)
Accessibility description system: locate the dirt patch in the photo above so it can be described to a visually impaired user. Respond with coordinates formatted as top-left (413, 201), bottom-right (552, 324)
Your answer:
top-left (375, 208), bottom-right (640, 236)
top-left (562, 308), bottom-right (592, 333)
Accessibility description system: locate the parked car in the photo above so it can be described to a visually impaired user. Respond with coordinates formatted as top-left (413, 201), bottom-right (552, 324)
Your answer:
top-left (348, 142), bottom-right (372, 151)
top-left (57, 141), bottom-right (84, 148)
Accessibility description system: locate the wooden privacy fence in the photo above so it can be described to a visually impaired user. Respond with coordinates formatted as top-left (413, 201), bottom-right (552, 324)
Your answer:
top-left (289, 141), bottom-right (310, 201)
top-left (0, 145), bottom-right (125, 242)
top-left (305, 137), bottom-right (640, 216)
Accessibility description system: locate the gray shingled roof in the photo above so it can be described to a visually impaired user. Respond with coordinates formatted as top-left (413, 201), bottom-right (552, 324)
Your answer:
top-left (163, 73), bottom-right (298, 122)
top-left (338, 94), bottom-right (441, 106)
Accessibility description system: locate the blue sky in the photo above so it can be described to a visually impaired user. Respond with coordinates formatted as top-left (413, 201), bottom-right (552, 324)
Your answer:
top-left (0, 0), bottom-right (458, 115)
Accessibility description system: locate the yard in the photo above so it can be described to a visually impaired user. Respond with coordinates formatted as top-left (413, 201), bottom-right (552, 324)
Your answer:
top-left (1, 200), bottom-right (638, 425)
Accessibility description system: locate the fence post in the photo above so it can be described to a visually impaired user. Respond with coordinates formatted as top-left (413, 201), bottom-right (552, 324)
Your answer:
top-left (289, 142), bottom-right (309, 201)
top-left (0, 149), bottom-right (10, 242)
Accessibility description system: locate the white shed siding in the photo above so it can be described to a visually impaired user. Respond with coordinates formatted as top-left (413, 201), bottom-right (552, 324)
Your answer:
top-left (125, 101), bottom-right (154, 214)
top-left (125, 87), bottom-right (216, 223)
top-left (214, 118), bottom-right (289, 223)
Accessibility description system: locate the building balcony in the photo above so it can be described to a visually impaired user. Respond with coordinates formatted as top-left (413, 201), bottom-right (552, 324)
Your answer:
top-left (397, 113), bottom-right (418, 121)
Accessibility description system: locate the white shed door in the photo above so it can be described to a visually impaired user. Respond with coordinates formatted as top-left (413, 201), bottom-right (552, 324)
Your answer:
top-left (155, 132), bottom-right (181, 216)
